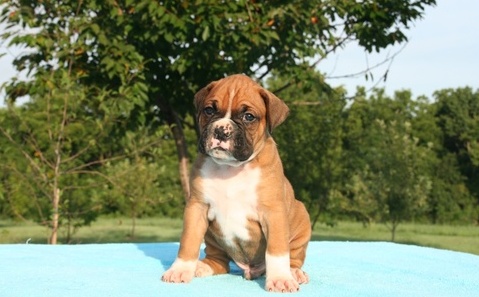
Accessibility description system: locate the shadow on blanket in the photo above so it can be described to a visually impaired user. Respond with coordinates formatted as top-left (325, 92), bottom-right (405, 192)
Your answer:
top-left (135, 242), bottom-right (267, 289)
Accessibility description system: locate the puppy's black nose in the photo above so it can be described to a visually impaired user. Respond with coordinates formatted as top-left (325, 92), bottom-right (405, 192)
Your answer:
top-left (214, 126), bottom-right (232, 141)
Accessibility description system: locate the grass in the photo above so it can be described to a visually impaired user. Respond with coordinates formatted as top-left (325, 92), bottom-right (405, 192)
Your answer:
top-left (312, 221), bottom-right (479, 255)
top-left (0, 217), bottom-right (184, 244)
top-left (1, 217), bottom-right (478, 255)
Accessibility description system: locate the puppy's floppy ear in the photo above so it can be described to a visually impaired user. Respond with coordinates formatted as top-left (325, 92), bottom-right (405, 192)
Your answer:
top-left (194, 81), bottom-right (217, 111)
top-left (259, 88), bottom-right (290, 133)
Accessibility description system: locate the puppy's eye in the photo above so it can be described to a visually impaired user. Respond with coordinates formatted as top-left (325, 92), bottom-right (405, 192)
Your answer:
top-left (204, 107), bottom-right (215, 116)
top-left (243, 113), bottom-right (256, 122)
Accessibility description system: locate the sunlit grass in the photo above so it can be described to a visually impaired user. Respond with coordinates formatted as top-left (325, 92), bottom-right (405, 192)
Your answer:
top-left (312, 221), bottom-right (479, 255)
top-left (0, 217), bottom-right (184, 244)
top-left (1, 217), bottom-right (478, 255)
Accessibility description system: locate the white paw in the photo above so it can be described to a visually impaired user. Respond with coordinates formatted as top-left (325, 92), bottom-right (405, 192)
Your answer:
top-left (195, 261), bottom-right (214, 277)
top-left (161, 259), bottom-right (196, 283)
top-left (291, 268), bottom-right (309, 284)
top-left (264, 253), bottom-right (306, 292)
top-left (265, 276), bottom-right (300, 293)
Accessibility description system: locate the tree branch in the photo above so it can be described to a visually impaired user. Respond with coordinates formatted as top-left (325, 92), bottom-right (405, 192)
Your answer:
top-left (325, 42), bottom-right (407, 80)
top-left (0, 126), bottom-right (49, 183)
top-left (271, 36), bottom-right (353, 94)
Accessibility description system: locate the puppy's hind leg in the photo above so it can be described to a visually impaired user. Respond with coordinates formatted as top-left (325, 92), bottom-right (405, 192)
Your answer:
top-left (289, 201), bottom-right (311, 284)
top-left (195, 232), bottom-right (230, 277)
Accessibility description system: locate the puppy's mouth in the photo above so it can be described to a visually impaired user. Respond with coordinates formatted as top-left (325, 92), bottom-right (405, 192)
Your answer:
top-left (208, 144), bottom-right (233, 158)
top-left (206, 146), bottom-right (240, 166)
top-left (199, 118), bottom-right (254, 166)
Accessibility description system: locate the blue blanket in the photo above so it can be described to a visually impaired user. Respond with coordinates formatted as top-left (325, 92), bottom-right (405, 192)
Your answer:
top-left (1, 241), bottom-right (478, 297)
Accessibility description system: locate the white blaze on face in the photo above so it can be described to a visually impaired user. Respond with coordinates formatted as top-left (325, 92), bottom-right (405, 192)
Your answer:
top-left (205, 88), bottom-right (236, 157)
top-left (224, 88), bottom-right (236, 119)
top-left (201, 159), bottom-right (260, 246)
top-left (206, 88), bottom-right (238, 163)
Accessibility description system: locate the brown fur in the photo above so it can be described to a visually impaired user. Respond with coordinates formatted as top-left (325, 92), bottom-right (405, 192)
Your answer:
top-left (162, 74), bottom-right (311, 293)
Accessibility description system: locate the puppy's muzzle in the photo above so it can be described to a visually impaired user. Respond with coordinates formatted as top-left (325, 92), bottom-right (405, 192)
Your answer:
top-left (199, 118), bottom-right (253, 164)
top-left (200, 118), bottom-right (236, 155)
top-left (214, 126), bottom-right (232, 142)
top-left (208, 120), bottom-right (236, 152)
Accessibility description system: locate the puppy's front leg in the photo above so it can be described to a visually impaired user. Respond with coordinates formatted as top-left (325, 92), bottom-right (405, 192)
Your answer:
top-left (262, 210), bottom-right (299, 293)
top-left (162, 200), bottom-right (208, 283)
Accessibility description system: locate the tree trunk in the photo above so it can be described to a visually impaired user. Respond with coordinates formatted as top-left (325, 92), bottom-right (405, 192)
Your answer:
top-left (391, 221), bottom-right (398, 242)
top-left (131, 214), bottom-right (136, 239)
top-left (50, 187), bottom-right (60, 245)
top-left (50, 95), bottom-right (68, 244)
top-left (157, 97), bottom-right (190, 200)
top-left (66, 214), bottom-right (72, 244)
top-left (310, 200), bottom-right (321, 230)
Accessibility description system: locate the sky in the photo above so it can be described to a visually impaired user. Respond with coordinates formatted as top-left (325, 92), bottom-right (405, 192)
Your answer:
top-left (319, 0), bottom-right (479, 99)
top-left (1, 0), bottom-right (478, 103)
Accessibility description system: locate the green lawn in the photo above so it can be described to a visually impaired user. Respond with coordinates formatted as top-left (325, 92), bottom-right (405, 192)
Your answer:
top-left (312, 221), bottom-right (479, 255)
top-left (1, 217), bottom-right (478, 255)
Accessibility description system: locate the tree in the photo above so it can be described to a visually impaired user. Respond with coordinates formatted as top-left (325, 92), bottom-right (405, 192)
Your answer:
top-left (0, 63), bottom-right (151, 243)
top-left (270, 70), bottom-right (346, 229)
top-left (343, 89), bottom-right (432, 241)
top-left (407, 91), bottom-right (477, 224)
top-left (366, 119), bottom-right (431, 241)
top-left (434, 88), bottom-right (479, 205)
top-left (102, 157), bottom-right (162, 239)
top-left (99, 125), bottom-right (184, 239)
top-left (427, 153), bottom-right (476, 224)
top-left (1, 0), bottom-right (437, 200)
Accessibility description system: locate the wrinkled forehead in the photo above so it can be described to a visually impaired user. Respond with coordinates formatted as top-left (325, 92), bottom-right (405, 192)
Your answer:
top-left (207, 77), bottom-right (266, 112)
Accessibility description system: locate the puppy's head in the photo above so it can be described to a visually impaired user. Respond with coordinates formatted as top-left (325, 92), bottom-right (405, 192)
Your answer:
top-left (194, 74), bottom-right (289, 166)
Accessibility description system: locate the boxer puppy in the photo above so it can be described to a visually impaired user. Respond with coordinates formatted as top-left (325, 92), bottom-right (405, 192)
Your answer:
top-left (162, 74), bottom-right (311, 293)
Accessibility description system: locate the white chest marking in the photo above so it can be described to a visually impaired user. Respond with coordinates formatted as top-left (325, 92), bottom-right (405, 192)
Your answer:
top-left (201, 159), bottom-right (260, 245)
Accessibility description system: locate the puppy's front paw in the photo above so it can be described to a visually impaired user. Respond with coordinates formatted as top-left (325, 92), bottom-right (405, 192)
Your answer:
top-left (161, 259), bottom-right (196, 283)
top-left (265, 276), bottom-right (300, 293)
top-left (195, 261), bottom-right (214, 277)
top-left (162, 268), bottom-right (194, 283)
top-left (291, 268), bottom-right (309, 284)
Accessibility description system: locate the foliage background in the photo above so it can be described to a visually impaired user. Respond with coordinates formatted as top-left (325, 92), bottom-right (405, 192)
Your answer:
top-left (1, 0), bottom-right (478, 243)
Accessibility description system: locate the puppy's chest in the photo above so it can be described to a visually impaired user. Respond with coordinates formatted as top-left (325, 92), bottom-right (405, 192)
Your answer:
top-left (200, 162), bottom-right (261, 243)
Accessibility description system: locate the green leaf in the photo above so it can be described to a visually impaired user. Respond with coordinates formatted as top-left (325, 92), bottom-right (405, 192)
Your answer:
top-left (201, 26), bottom-right (210, 41)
